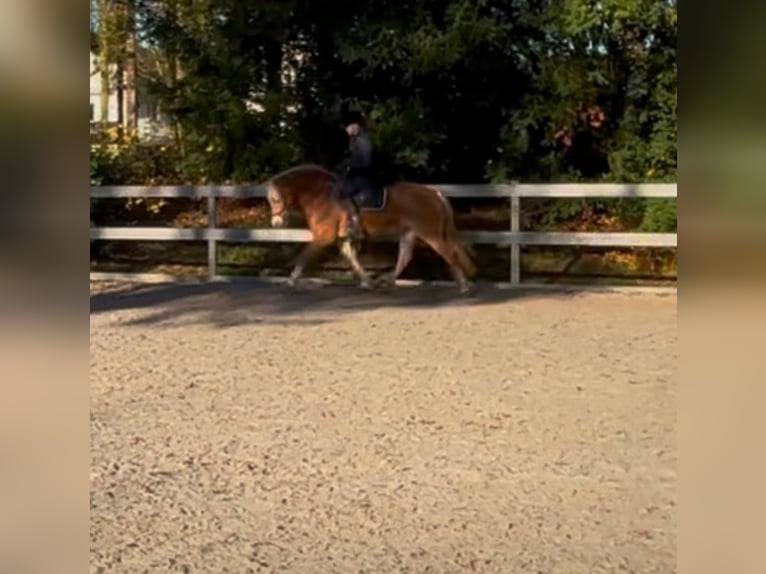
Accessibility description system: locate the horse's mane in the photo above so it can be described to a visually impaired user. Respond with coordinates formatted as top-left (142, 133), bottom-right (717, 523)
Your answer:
top-left (269, 163), bottom-right (336, 184)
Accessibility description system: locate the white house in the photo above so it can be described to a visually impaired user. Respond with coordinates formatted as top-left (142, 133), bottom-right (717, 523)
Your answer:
top-left (90, 34), bottom-right (170, 139)
top-left (89, 49), bottom-right (120, 124)
top-left (90, 34), bottom-right (307, 138)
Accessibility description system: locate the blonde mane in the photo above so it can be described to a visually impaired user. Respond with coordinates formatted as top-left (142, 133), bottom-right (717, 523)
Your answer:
top-left (269, 163), bottom-right (336, 184)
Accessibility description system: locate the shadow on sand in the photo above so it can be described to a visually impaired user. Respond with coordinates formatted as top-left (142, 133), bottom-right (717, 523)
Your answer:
top-left (90, 280), bottom-right (586, 328)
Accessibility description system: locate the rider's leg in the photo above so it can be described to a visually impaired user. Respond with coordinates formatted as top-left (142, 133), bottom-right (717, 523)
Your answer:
top-left (346, 197), bottom-right (362, 236)
top-left (338, 176), bottom-right (363, 240)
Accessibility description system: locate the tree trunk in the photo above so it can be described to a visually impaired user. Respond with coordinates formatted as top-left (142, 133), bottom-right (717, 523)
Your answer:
top-left (97, 0), bottom-right (110, 124)
top-left (123, 1), bottom-right (138, 132)
top-left (116, 60), bottom-right (124, 130)
top-left (100, 53), bottom-right (110, 125)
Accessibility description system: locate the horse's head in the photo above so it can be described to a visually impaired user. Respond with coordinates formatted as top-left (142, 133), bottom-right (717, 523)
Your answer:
top-left (266, 181), bottom-right (294, 228)
top-left (265, 164), bottom-right (336, 228)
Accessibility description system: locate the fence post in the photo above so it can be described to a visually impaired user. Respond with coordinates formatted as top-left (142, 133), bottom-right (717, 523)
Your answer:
top-left (510, 182), bottom-right (520, 286)
top-left (207, 192), bottom-right (216, 280)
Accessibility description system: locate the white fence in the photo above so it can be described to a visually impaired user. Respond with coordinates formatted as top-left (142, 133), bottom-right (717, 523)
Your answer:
top-left (90, 182), bottom-right (677, 286)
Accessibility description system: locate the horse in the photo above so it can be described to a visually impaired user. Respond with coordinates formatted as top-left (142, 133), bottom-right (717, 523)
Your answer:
top-left (264, 163), bottom-right (476, 294)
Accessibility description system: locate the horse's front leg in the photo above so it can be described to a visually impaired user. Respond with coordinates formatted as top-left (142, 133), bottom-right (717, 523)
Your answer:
top-left (339, 238), bottom-right (374, 289)
top-left (287, 240), bottom-right (329, 287)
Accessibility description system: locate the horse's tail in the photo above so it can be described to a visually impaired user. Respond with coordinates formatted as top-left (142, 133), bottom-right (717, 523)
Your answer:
top-left (430, 186), bottom-right (477, 278)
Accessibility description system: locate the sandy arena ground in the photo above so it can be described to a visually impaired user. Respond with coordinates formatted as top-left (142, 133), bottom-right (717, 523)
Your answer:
top-left (90, 281), bottom-right (676, 573)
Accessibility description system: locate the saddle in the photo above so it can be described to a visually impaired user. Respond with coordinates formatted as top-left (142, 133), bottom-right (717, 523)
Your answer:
top-left (353, 182), bottom-right (388, 211)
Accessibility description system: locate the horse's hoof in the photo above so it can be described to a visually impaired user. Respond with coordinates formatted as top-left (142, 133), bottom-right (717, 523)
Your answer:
top-left (286, 278), bottom-right (298, 288)
top-left (459, 283), bottom-right (476, 296)
top-left (375, 274), bottom-right (396, 288)
top-left (360, 279), bottom-right (375, 290)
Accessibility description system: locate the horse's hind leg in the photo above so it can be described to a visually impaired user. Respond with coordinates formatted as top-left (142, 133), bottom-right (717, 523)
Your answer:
top-left (420, 235), bottom-right (472, 294)
top-left (379, 230), bottom-right (416, 286)
top-left (339, 238), bottom-right (374, 289)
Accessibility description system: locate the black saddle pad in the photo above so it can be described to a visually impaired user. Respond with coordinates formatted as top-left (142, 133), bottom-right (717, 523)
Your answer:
top-left (354, 183), bottom-right (388, 211)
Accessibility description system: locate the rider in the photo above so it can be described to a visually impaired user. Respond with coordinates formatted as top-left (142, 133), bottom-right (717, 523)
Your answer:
top-left (332, 109), bottom-right (374, 240)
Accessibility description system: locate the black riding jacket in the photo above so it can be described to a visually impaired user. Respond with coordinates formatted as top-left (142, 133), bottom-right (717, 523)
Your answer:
top-left (346, 130), bottom-right (373, 174)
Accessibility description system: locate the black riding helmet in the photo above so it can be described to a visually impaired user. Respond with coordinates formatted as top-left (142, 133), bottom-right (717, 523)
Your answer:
top-left (341, 109), bottom-right (365, 128)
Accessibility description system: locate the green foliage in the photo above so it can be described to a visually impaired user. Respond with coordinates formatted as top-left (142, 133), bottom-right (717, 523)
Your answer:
top-left (90, 127), bottom-right (182, 185)
top-left (640, 199), bottom-right (677, 232)
top-left (92, 0), bottom-right (676, 231)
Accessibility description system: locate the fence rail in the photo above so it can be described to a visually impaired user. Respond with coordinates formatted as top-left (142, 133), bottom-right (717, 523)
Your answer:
top-left (90, 182), bottom-right (677, 286)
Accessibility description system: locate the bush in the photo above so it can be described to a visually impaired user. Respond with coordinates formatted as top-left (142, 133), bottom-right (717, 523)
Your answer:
top-left (90, 126), bottom-right (183, 185)
top-left (640, 199), bottom-right (677, 232)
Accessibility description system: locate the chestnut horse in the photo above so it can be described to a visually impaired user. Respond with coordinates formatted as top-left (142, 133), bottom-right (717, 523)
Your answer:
top-left (264, 163), bottom-right (476, 293)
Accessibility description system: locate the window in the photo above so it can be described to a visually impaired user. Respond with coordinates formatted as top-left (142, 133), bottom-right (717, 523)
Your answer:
top-left (90, 103), bottom-right (95, 122)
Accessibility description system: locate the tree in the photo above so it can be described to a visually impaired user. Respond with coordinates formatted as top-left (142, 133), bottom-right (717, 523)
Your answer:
top-left (106, 0), bottom-right (676, 195)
